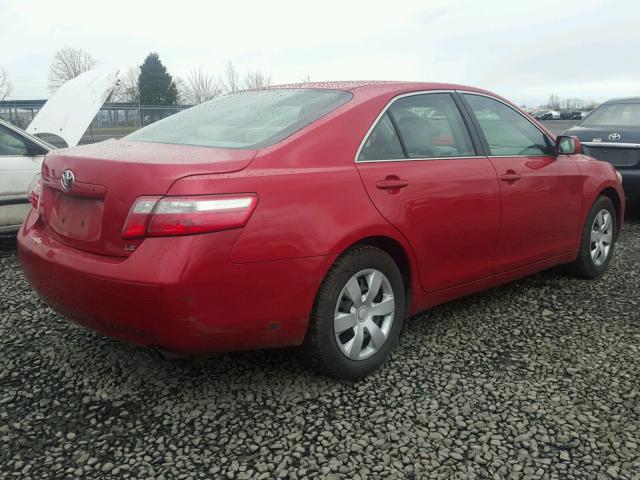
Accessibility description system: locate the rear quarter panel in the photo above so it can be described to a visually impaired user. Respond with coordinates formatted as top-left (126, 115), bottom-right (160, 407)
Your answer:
top-left (166, 91), bottom-right (424, 312)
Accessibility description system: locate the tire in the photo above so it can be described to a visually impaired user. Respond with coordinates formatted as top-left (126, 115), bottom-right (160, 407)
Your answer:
top-left (567, 195), bottom-right (617, 278)
top-left (303, 245), bottom-right (405, 381)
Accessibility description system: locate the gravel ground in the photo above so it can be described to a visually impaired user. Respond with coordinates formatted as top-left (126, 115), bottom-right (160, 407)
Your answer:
top-left (1, 210), bottom-right (640, 480)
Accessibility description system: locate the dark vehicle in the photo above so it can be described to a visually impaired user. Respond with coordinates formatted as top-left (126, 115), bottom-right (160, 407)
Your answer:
top-left (560, 110), bottom-right (582, 120)
top-left (536, 110), bottom-right (560, 121)
top-left (566, 97), bottom-right (640, 202)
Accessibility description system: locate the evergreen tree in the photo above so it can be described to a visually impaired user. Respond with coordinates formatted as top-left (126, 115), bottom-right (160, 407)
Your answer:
top-left (138, 53), bottom-right (177, 105)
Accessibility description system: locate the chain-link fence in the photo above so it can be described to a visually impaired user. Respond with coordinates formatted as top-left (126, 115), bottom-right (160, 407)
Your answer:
top-left (0, 101), bottom-right (191, 146)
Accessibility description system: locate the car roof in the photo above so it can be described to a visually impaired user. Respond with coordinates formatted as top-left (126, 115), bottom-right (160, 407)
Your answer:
top-left (271, 80), bottom-right (494, 96)
top-left (602, 97), bottom-right (640, 105)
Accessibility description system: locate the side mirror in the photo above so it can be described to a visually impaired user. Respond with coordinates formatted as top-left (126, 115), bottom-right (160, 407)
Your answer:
top-left (556, 135), bottom-right (582, 155)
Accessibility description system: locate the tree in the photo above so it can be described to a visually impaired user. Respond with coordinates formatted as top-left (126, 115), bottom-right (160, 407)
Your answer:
top-left (138, 53), bottom-right (177, 105)
top-left (221, 60), bottom-right (241, 94)
top-left (182, 67), bottom-right (221, 104)
top-left (243, 68), bottom-right (271, 90)
top-left (48, 46), bottom-right (96, 92)
top-left (0, 66), bottom-right (11, 101)
top-left (113, 66), bottom-right (140, 103)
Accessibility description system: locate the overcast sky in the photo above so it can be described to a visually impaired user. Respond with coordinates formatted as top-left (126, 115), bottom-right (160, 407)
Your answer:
top-left (1, 0), bottom-right (638, 106)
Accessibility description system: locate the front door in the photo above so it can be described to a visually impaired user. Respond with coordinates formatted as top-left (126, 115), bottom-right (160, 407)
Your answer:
top-left (0, 125), bottom-right (44, 230)
top-left (461, 93), bottom-right (583, 273)
top-left (356, 92), bottom-right (501, 292)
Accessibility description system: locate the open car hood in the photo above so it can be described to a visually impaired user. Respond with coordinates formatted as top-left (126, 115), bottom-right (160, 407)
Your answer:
top-left (26, 69), bottom-right (119, 148)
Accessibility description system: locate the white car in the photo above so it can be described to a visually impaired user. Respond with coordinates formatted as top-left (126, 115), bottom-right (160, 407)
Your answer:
top-left (0, 69), bottom-right (118, 233)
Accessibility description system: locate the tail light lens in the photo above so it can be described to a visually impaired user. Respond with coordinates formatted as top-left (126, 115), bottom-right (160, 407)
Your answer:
top-left (122, 194), bottom-right (258, 239)
top-left (28, 174), bottom-right (42, 210)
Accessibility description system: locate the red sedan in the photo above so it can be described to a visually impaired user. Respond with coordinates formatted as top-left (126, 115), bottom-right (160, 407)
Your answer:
top-left (18, 82), bottom-right (624, 380)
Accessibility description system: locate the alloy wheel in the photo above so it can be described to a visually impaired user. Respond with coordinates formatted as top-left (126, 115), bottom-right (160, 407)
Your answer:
top-left (333, 269), bottom-right (395, 361)
top-left (590, 209), bottom-right (613, 266)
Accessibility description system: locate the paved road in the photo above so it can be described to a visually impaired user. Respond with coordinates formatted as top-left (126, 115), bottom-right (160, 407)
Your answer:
top-left (1, 208), bottom-right (639, 479)
top-left (541, 120), bottom-right (579, 136)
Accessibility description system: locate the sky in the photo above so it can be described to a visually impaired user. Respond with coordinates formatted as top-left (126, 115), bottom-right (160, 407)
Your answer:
top-left (1, 0), bottom-right (639, 106)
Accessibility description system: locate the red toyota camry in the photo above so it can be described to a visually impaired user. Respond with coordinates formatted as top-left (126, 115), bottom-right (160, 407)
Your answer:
top-left (19, 82), bottom-right (624, 380)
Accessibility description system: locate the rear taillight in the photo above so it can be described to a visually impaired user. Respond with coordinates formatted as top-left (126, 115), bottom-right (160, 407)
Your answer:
top-left (121, 194), bottom-right (258, 239)
top-left (28, 174), bottom-right (42, 210)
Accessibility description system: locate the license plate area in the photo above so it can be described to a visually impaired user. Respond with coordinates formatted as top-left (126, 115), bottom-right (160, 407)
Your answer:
top-left (49, 192), bottom-right (104, 241)
top-left (585, 146), bottom-right (640, 167)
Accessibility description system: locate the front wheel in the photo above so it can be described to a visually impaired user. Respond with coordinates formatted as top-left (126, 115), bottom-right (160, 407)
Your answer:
top-left (303, 245), bottom-right (405, 381)
top-left (567, 195), bottom-right (617, 278)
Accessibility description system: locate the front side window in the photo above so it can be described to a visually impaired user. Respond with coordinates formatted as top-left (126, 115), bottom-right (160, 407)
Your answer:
top-left (0, 128), bottom-right (28, 156)
top-left (580, 103), bottom-right (640, 127)
top-left (389, 93), bottom-right (476, 158)
top-left (464, 94), bottom-right (553, 156)
top-left (126, 88), bottom-right (352, 149)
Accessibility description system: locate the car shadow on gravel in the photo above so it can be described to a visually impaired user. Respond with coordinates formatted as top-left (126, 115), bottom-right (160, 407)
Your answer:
top-left (15, 200), bottom-right (640, 396)
top-left (3, 204), bottom-right (639, 396)
top-left (0, 234), bottom-right (17, 251)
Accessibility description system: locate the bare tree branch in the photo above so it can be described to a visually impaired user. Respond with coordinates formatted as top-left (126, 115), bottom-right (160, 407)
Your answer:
top-left (48, 46), bottom-right (97, 92)
top-left (221, 60), bottom-right (241, 94)
top-left (182, 67), bottom-right (221, 104)
top-left (174, 77), bottom-right (188, 105)
top-left (112, 66), bottom-right (140, 103)
top-left (0, 66), bottom-right (12, 101)
top-left (243, 68), bottom-right (272, 90)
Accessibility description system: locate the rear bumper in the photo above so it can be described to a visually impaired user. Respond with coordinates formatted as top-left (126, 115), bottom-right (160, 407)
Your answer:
top-left (18, 211), bottom-right (334, 354)
top-left (620, 169), bottom-right (640, 197)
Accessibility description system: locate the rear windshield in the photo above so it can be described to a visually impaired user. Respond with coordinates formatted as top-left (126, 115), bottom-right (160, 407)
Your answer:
top-left (580, 103), bottom-right (640, 127)
top-left (126, 88), bottom-right (352, 149)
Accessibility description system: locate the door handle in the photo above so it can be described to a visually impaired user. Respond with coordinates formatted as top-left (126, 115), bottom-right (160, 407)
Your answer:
top-left (376, 178), bottom-right (409, 190)
top-left (500, 170), bottom-right (522, 183)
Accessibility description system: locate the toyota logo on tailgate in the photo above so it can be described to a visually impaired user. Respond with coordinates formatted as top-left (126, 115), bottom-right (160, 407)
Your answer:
top-left (609, 133), bottom-right (621, 141)
top-left (60, 169), bottom-right (75, 191)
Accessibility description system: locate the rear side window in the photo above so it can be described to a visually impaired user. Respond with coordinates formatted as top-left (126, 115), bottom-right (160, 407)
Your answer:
top-left (358, 92), bottom-right (476, 161)
top-left (580, 103), bottom-right (640, 127)
top-left (390, 93), bottom-right (475, 158)
top-left (358, 113), bottom-right (404, 161)
top-left (464, 94), bottom-right (553, 156)
top-left (127, 88), bottom-right (352, 149)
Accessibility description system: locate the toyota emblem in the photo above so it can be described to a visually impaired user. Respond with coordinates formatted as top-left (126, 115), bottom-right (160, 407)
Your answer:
top-left (609, 133), bottom-right (621, 141)
top-left (60, 169), bottom-right (75, 191)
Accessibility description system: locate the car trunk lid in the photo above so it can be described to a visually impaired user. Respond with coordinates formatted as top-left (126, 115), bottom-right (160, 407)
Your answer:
top-left (39, 139), bottom-right (257, 256)
top-left (568, 125), bottom-right (640, 168)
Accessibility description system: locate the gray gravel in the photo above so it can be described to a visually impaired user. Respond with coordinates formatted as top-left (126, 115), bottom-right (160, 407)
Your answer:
top-left (1, 211), bottom-right (640, 480)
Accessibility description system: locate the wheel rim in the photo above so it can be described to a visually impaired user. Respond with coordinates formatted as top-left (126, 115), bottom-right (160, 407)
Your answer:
top-left (590, 209), bottom-right (613, 266)
top-left (334, 269), bottom-right (395, 361)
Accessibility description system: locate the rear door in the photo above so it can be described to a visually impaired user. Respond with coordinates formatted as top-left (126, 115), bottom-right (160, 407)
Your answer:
top-left (356, 92), bottom-right (501, 292)
top-left (460, 93), bottom-right (583, 273)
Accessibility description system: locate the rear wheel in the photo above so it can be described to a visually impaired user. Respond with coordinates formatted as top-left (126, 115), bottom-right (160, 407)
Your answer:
top-left (303, 245), bottom-right (405, 381)
top-left (567, 196), bottom-right (617, 278)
